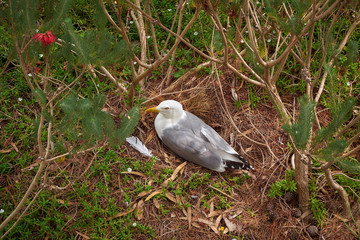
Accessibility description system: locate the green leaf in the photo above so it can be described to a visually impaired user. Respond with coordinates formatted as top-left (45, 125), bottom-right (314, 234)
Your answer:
top-left (111, 106), bottom-right (140, 144)
top-left (23, 0), bottom-right (38, 34)
top-left (316, 99), bottom-right (355, 141)
top-left (337, 158), bottom-right (360, 174)
top-left (173, 69), bottom-right (186, 78)
top-left (82, 113), bottom-right (103, 140)
top-left (292, 0), bottom-right (311, 17)
top-left (93, 1), bottom-right (108, 29)
top-left (33, 88), bottom-right (47, 106)
top-left (213, 31), bottom-right (224, 52)
top-left (245, 45), bottom-right (264, 74)
top-left (43, 109), bottom-right (54, 123)
top-left (319, 139), bottom-right (348, 162)
top-left (283, 95), bottom-right (316, 149)
top-left (43, 0), bottom-right (72, 31)
top-left (279, 16), bottom-right (303, 35)
top-left (93, 94), bottom-right (107, 109)
top-left (104, 114), bottom-right (116, 141)
top-left (63, 18), bottom-right (90, 64)
top-left (58, 94), bottom-right (139, 146)
top-left (62, 20), bottom-right (132, 66)
top-left (77, 98), bottom-right (93, 113)
top-left (59, 94), bottom-right (77, 114)
top-left (345, 40), bottom-right (358, 65)
top-left (323, 63), bottom-right (338, 108)
top-left (32, 118), bottom-right (40, 140)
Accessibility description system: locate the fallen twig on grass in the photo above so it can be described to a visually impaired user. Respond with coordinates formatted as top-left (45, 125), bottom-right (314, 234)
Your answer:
top-left (208, 185), bottom-right (240, 204)
top-left (0, 162), bottom-right (46, 233)
top-left (1, 190), bottom-right (42, 239)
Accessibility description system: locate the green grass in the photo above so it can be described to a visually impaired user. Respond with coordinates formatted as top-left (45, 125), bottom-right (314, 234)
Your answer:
top-left (268, 169), bottom-right (297, 198)
top-left (4, 191), bottom-right (68, 239)
top-left (202, 180), bottom-right (236, 210)
top-left (268, 170), bottom-right (328, 225)
top-left (334, 172), bottom-right (360, 199)
top-left (187, 172), bottom-right (211, 189)
top-left (1, 0), bottom-right (360, 239)
top-left (2, 153), bottom-right (156, 239)
top-left (0, 70), bottom-right (36, 173)
top-left (309, 179), bottom-right (328, 225)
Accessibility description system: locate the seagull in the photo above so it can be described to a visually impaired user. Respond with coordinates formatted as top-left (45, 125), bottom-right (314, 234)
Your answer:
top-left (146, 100), bottom-right (253, 172)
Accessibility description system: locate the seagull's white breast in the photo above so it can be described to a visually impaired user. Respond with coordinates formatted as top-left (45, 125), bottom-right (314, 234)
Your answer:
top-left (154, 112), bottom-right (186, 139)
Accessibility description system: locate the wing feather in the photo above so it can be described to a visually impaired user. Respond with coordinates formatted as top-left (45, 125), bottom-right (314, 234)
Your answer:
top-left (161, 127), bottom-right (226, 172)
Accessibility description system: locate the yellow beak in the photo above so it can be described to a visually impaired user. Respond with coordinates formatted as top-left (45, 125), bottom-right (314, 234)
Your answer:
top-left (145, 107), bottom-right (159, 113)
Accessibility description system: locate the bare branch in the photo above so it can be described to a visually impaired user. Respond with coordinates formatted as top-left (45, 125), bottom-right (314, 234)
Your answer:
top-left (336, 114), bottom-right (360, 139)
top-left (214, 64), bottom-right (268, 147)
top-left (342, 145), bottom-right (360, 159)
top-left (164, 61), bottom-right (212, 93)
top-left (127, 6), bottom-right (201, 105)
top-left (324, 168), bottom-right (351, 218)
top-left (245, 0), bottom-right (266, 67)
top-left (124, 0), bottom-right (221, 64)
top-left (100, 66), bottom-right (127, 93)
top-left (131, 0), bottom-right (147, 76)
top-left (1, 190), bottom-right (43, 239)
top-left (0, 161), bottom-right (46, 231)
top-left (207, 0), bottom-right (229, 65)
top-left (100, 0), bottom-right (138, 78)
top-left (146, 2), bottom-right (161, 59)
top-left (333, 172), bottom-right (360, 183)
top-left (165, 0), bottom-right (187, 85)
top-left (315, 0), bottom-right (341, 20)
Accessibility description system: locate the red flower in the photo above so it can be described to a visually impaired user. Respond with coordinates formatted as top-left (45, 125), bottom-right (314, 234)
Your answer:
top-left (34, 66), bottom-right (41, 73)
top-left (33, 31), bottom-right (56, 46)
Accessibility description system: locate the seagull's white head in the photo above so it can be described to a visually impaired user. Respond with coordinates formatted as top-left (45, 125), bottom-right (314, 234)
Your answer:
top-left (146, 100), bottom-right (184, 119)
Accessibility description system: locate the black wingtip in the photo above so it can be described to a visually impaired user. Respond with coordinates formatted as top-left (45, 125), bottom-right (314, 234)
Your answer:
top-left (225, 155), bottom-right (254, 170)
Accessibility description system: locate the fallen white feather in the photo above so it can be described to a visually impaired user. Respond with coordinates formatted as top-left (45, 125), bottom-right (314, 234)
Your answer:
top-left (126, 136), bottom-right (153, 157)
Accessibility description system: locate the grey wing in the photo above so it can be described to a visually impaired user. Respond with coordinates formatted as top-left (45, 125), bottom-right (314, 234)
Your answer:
top-left (185, 112), bottom-right (238, 155)
top-left (161, 128), bottom-right (226, 172)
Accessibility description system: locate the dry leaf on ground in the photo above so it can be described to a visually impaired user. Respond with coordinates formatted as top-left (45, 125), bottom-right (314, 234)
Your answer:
top-left (145, 190), bottom-right (162, 201)
top-left (135, 200), bottom-right (144, 220)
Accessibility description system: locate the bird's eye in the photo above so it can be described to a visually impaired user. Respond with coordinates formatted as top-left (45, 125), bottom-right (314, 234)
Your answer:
top-left (164, 107), bottom-right (169, 110)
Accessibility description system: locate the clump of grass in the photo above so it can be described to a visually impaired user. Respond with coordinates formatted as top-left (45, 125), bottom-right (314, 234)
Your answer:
top-left (268, 170), bottom-right (297, 198)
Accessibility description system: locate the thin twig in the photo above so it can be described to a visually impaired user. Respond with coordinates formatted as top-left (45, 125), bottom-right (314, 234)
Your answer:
top-left (165, 0), bottom-right (186, 86)
top-left (209, 185), bottom-right (240, 203)
top-left (100, 66), bottom-right (127, 92)
top-left (332, 172), bottom-right (360, 184)
top-left (336, 112), bottom-right (360, 139)
top-left (124, 0), bottom-right (221, 64)
top-left (146, 3), bottom-right (161, 59)
top-left (324, 168), bottom-right (350, 218)
top-left (213, 64), bottom-right (267, 147)
top-left (47, 151), bottom-right (98, 191)
top-left (0, 162), bottom-right (46, 231)
top-left (127, 5), bottom-right (201, 106)
top-left (227, 41), bottom-right (266, 88)
top-left (45, 146), bottom-right (100, 163)
top-left (342, 145), bottom-right (360, 159)
top-left (163, 61), bottom-right (212, 93)
top-left (1, 189), bottom-right (43, 239)
top-left (131, 0), bottom-right (147, 77)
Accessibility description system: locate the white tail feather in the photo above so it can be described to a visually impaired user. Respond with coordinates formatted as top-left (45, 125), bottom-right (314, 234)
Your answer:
top-left (126, 136), bottom-right (153, 157)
